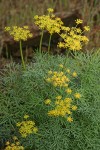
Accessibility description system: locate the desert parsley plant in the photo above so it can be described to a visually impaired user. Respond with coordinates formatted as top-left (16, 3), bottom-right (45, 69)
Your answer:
top-left (4, 26), bottom-right (33, 70)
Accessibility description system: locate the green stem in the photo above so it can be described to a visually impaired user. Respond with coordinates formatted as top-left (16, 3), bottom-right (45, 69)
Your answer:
top-left (39, 30), bottom-right (44, 53)
top-left (19, 40), bottom-right (26, 70)
top-left (63, 50), bottom-right (70, 67)
top-left (48, 34), bottom-right (52, 54)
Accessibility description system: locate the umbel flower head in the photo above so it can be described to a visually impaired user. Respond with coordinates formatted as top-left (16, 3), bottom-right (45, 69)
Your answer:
top-left (46, 70), bottom-right (70, 87)
top-left (57, 19), bottom-right (90, 51)
top-left (47, 96), bottom-right (78, 122)
top-left (5, 137), bottom-right (24, 150)
top-left (4, 26), bottom-right (33, 41)
top-left (16, 115), bottom-right (38, 138)
top-left (34, 8), bottom-right (63, 34)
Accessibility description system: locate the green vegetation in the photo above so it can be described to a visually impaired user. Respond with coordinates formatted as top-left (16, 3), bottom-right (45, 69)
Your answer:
top-left (0, 50), bottom-right (100, 149)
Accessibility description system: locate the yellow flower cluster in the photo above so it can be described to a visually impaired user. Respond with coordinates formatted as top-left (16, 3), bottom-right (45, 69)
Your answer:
top-left (46, 70), bottom-right (70, 87)
top-left (74, 93), bottom-right (81, 99)
top-left (84, 26), bottom-right (90, 31)
top-left (34, 8), bottom-right (63, 34)
top-left (5, 137), bottom-right (24, 150)
top-left (44, 99), bottom-right (51, 105)
top-left (4, 26), bottom-right (33, 41)
top-left (16, 115), bottom-right (38, 138)
top-left (46, 65), bottom-right (78, 87)
top-left (75, 19), bottom-right (83, 24)
top-left (47, 8), bottom-right (54, 13)
top-left (65, 88), bottom-right (72, 94)
top-left (45, 64), bottom-right (81, 122)
top-left (48, 96), bottom-right (78, 122)
top-left (72, 71), bottom-right (77, 77)
top-left (57, 23), bottom-right (89, 51)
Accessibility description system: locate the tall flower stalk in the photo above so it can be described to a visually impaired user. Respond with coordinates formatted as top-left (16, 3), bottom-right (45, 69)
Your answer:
top-left (39, 30), bottom-right (44, 53)
top-left (48, 34), bottom-right (52, 53)
top-left (4, 26), bottom-right (33, 70)
top-left (34, 8), bottom-right (63, 54)
top-left (19, 40), bottom-right (26, 70)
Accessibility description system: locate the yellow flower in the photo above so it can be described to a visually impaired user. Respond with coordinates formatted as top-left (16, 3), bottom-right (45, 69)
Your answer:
top-left (23, 26), bottom-right (29, 29)
top-left (66, 69), bottom-right (70, 73)
top-left (74, 93), bottom-right (81, 99)
top-left (34, 15), bottom-right (38, 19)
top-left (48, 109), bottom-right (59, 116)
top-left (16, 118), bottom-right (38, 138)
top-left (65, 88), bottom-right (72, 94)
top-left (56, 96), bottom-right (62, 100)
top-left (34, 8), bottom-right (63, 35)
top-left (13, 136), bottom-right (18, 141)
top-left (46, 78), bottom-right (51, 82)
top-left (46, 70), bottom-right (71, 87)
top-left (60, 33), bottom-right (67, 39)
top-left (64, 98), bottom-right (72, 103)
top-left (67, 116), bottom-right (73, 122)
top-left (57, 42), bottom-right (65, 48)
top-left (72, 105), bottom-right (77, 110)
top-left (24, 115), bottom-right (29, 119)
top-left (16, 142), bottom-right (20, 145)
top-left (76, 28), bottom-right (82, 33)
top-left (5, 140), bottom-right (24, 150)
top-left (53, 71), bottom-right (57, 75)
top-left (11, 143), bottom-right (15, 147)
top-left (51, 14), bottom-right (55, 18)
top-left (53, 82), bottom-right (58, 87)
top-left (16, 122), bottom-right (21, 127)
top-left (55, 100), bottom-right (60, 105)
top-left (84, 26), bottom-right (90, 31)
top-left (4, 26), bottom-right (33, 41)
top-left (4, 27), bottom-right (10, 31)
top-left (72, 71), bottom-right (77, 77)
top-left (19, 146), bottom-right (24, 150)
top-left (75, 19), bottom-right (83, 24)
top-left (33, 127), bottom-right (38, 133)
top-left (47, 8), bottom-right (54, 13)
top-left (64, 83), bottom-right (68, 87)
top-left (59, 64), bottom-right (63, 68)
top-left (44, 99), bottom-right (51, 105)
top-left (48, 70), bottom-right (52, 74)
top-left (81, 36), bottom-right (89, 43)
top-left (6, 141), bottom-right (10, 145)
top-left (61, 26), bottom-right (70, 31)
top-left (5, 145), bottom-right (11, 149)
top-left (65, 77), bottom-right (70, 82)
